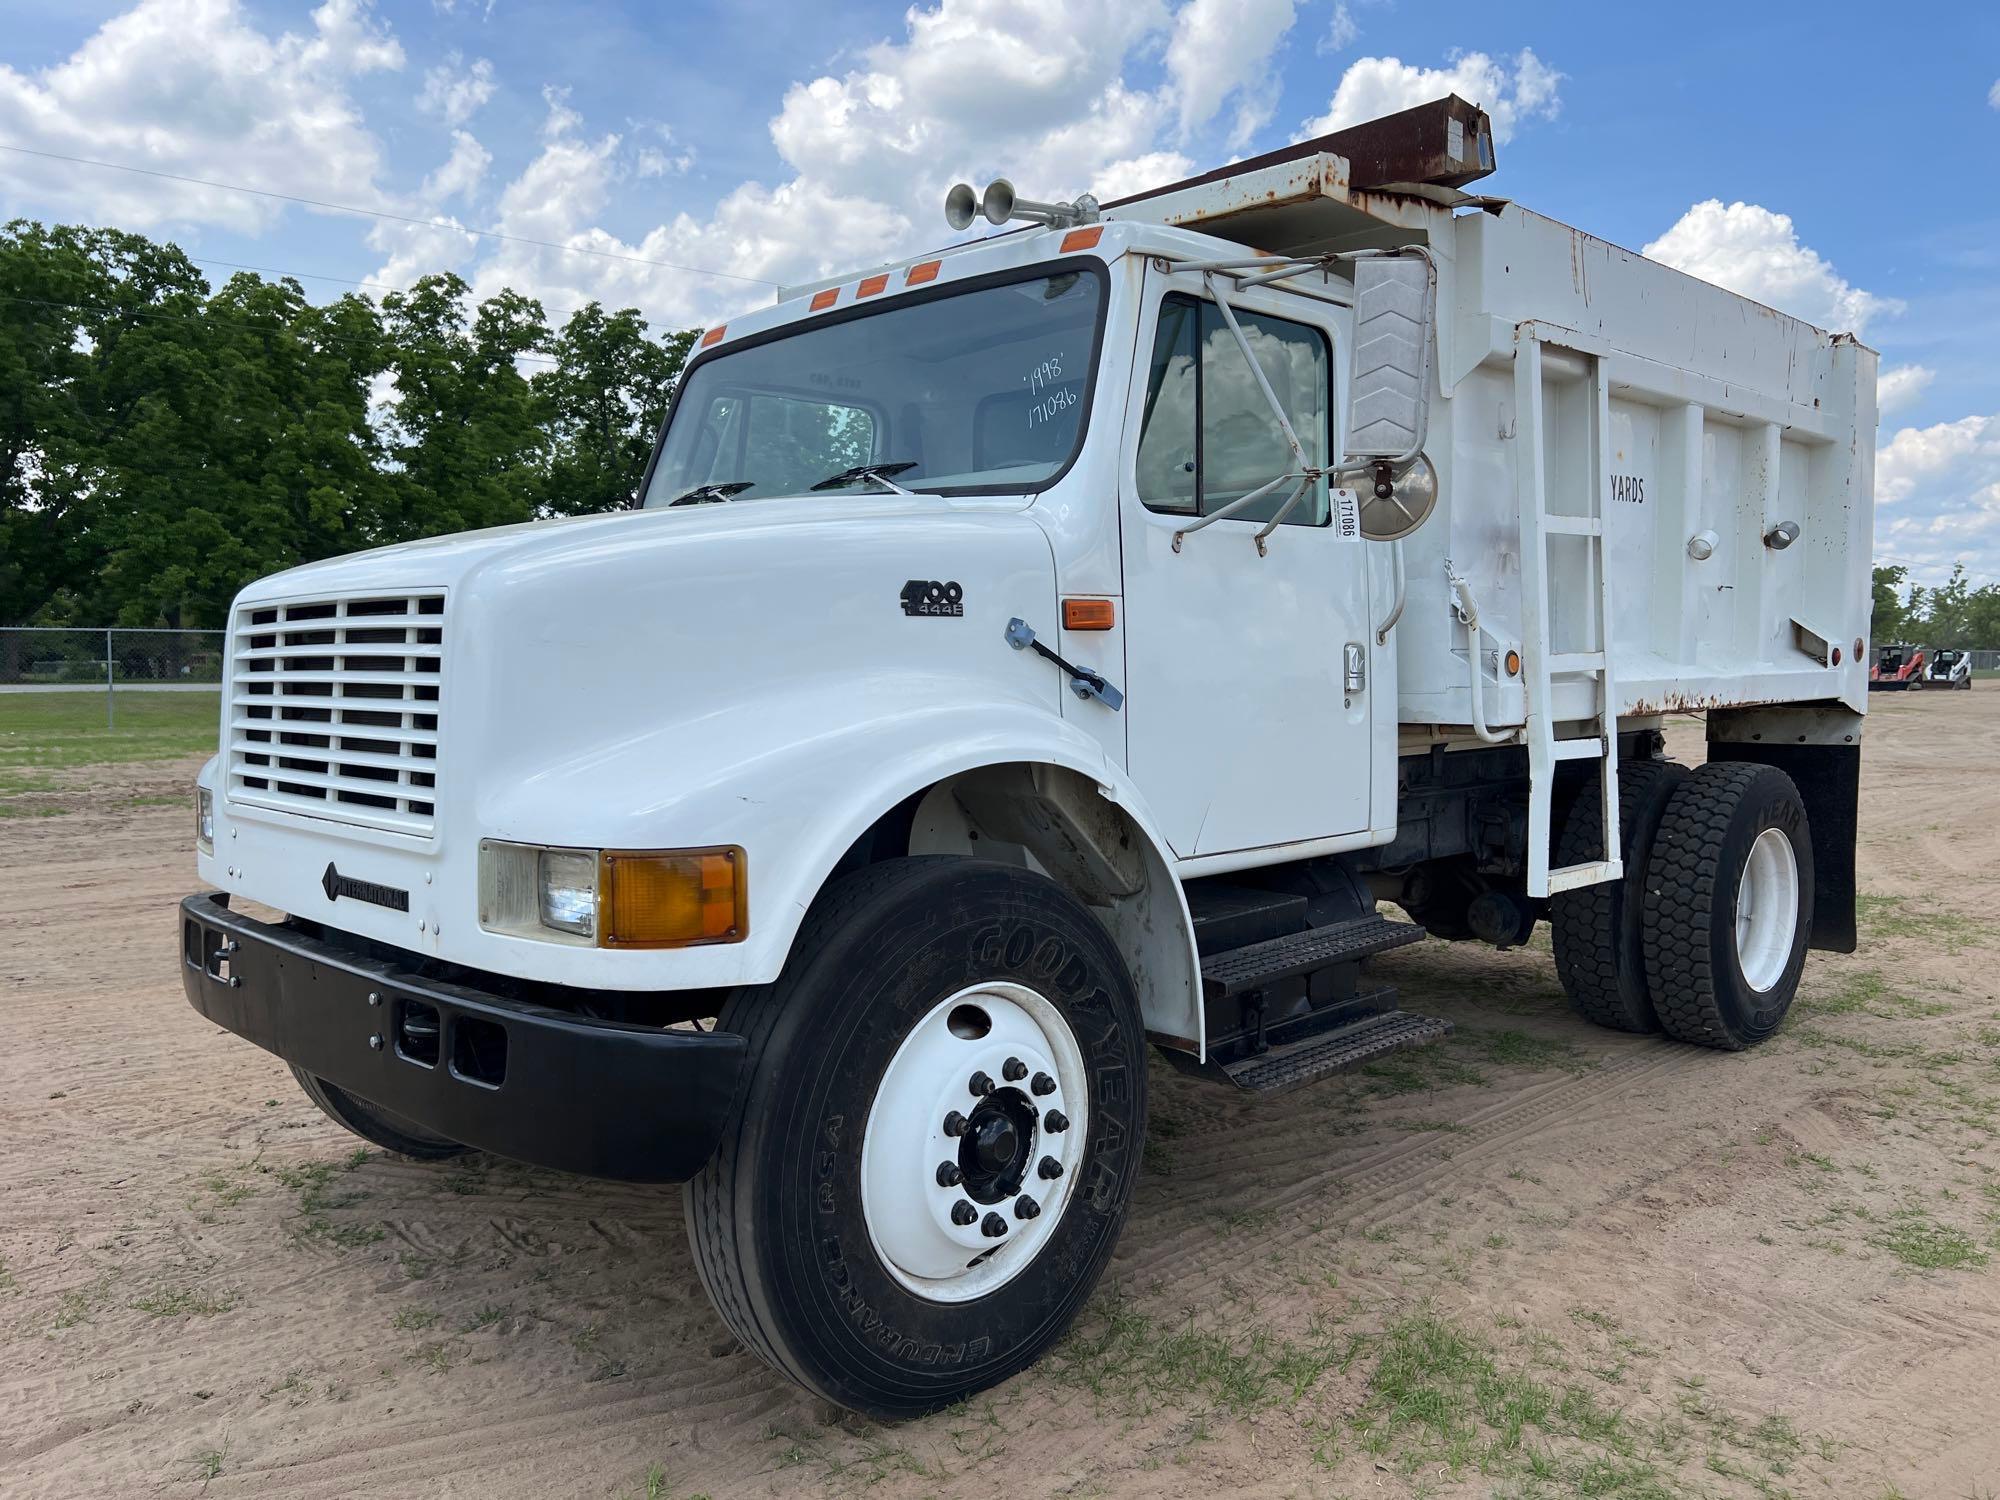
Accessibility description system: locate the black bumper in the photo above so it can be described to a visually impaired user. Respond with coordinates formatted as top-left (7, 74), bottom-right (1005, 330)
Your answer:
top-left (179, 892), bottom-right (745, 1182)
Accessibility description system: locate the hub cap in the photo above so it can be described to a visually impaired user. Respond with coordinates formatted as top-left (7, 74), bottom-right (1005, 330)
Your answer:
top-left (860, 982), bottom-right (1088, 1303)
top-left (1735, 826), bottom-right (1799, 992)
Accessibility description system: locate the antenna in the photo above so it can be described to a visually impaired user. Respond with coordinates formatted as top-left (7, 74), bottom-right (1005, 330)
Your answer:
top-left (943, 179), bottom-right (1100, 232)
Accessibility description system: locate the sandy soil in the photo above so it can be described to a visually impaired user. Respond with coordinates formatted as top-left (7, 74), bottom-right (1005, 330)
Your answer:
top-left (4, 692), bottom-right (1999, 1498)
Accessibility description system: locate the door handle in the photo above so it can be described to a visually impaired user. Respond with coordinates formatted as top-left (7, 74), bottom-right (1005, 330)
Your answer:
top-left (1344, 642), bottom-right (1366, 693)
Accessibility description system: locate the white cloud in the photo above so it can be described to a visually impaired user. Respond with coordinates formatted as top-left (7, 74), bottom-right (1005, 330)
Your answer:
top-left (421, 129), bottom-right (490, 202)
top-left (1874, 412), bottom-right (2000, 583)
top-left (1989, 78), bottom-right (2000, 109)
top-left (1877, 415), bottom-right (2000, 506)
top-left (418, 51), bottom-right (494, 126)
top-left (1164, 0), bottom-right (1297, 147)
top-left (1642, 200), bottom-right (1899, 335)
top-left (1303, 48), bottom-right (1563, 143)
top-left (0, 0), bottom-right (402, 232)
top-left (1876, 363), bottom-right (1934, 420)
top-left (1318, 2), bottom-right (1358, 54)
top-left (451, 0), bottom-right (1234, 329)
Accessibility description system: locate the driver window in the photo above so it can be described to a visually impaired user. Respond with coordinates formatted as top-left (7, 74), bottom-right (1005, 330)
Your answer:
top-left (1134, 292), bottom-right (1331, 527)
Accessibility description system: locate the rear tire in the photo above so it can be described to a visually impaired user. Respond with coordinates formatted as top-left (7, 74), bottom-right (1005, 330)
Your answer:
top-left (1640, 763), bottom-right (1814, 1050)
top-left (289, 1067), bottom-right (469, 1160)
top-left (685, 857), bottom-right (1146, 1418)
top-left (1550, 759), bottom-right (1688, 1033)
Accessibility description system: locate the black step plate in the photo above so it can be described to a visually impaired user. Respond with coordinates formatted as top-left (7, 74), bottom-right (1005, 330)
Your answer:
top-left (1223, 1011), bottom-right (1452, 1093)
top-left (1200, 913), bottom-right (1426, 999)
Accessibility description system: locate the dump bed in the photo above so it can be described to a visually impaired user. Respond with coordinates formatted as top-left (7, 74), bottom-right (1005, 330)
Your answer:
top-left (1107, 104), bottom-right (1876, 732)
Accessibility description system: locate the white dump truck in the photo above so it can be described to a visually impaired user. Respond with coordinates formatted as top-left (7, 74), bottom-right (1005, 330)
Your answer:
top-left (181, 97), bottom-right (1872, 1415)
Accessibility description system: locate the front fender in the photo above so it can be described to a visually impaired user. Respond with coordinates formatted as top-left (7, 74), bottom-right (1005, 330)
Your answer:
top-left (478, 684), bottom-right (1201, 1046)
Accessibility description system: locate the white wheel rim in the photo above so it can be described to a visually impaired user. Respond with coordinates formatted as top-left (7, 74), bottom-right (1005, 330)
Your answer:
top-left (1734, 827), bottom-right (1799, 992)
top-left (860, 981), bottom-right (1088, 1303)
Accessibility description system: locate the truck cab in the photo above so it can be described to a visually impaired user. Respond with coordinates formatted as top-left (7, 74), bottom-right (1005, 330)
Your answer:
top-left (180, 97), bottom-right (1870, 1417)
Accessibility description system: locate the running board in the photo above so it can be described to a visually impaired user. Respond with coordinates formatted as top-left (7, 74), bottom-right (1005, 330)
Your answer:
top-left (1200, 913), bottom-right (1425, 1001)
top-left (1222, 1011), bottom-right (1454, 1093)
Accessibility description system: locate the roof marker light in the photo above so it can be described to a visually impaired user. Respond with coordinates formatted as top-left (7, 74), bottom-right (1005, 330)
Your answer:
top-left (700, 325), bottom-right (726, 348)
top-left (857, 274), bottom-right (889, 298)
top-left (1060, 227), bottom-right (1104, 253)
top-left (809, 288), bottom-right (839, 311)
top-left (906, 259), bottom-right (941, 285)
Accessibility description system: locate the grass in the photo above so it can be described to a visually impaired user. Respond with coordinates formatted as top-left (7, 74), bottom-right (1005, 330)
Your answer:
top-left (131, 1284), bottom-right (235, 1318)
top-left (0, 688), bottom-right (219, 771)
top-left (1875, 1210), bottom-right (1989, 1270)
top-left (1049, 1300), bottom-right (1343, 1415)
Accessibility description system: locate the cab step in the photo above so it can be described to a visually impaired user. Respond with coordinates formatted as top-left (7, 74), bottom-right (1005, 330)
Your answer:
top-left (1221, 1010), bottom-right (1453, 1093)
top-left (1200, 913), bottom-right (1425, 1000)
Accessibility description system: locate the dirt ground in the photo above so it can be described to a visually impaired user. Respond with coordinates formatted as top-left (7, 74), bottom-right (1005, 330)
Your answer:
top-left (4, 693), bottom-right (1999, 1499)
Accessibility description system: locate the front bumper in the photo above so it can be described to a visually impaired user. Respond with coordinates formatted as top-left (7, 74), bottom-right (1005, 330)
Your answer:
top-left (178, 892), bottom-right (745, 1182)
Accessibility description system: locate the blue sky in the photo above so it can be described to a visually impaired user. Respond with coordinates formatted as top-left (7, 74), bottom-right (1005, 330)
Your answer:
top-left (4, 0), bottom-right (1998, 583)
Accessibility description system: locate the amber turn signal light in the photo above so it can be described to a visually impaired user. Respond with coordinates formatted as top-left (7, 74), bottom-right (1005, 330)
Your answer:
top-left (599, 847), bottom-right (746, 948)
top-left (1062, 598), bottom-right (1115, 631)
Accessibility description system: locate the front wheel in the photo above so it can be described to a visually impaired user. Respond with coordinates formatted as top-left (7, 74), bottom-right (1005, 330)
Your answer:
top-left (686, 858), bottom-right (1146, 1418)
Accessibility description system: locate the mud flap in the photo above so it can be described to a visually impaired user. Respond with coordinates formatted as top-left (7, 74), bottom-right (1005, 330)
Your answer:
top-left (1707, 711), bottom-right (1859, 954)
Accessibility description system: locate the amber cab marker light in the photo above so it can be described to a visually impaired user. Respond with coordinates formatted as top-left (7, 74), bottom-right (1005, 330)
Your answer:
top-left (906, 259), bottom-right (941, 285)
top-left (856, 274), bottom-right (889, 298)
top-left (1062, 598), bottom-right (1115, 631)
top-left (598, 848), bottom-right (747, 949)
top-left (1060, 226), bottom-right (1104, 253)
top-left (699, 325), bottom-right (726, 348)
top-left (809, 288), bottom-right (839, 311)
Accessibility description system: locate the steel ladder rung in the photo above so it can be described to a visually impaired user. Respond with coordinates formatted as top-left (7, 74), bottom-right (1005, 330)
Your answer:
top-left (1546, 859), bottom-right (1624, 894)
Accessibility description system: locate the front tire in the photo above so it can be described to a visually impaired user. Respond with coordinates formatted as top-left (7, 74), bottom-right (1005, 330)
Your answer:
top-left (686, 858), bottom-right (1147, 1418)
top-left (289, 1067), bottom-right (469, 1160)
top-left (1640, 763), bottom-right (1814, 1049)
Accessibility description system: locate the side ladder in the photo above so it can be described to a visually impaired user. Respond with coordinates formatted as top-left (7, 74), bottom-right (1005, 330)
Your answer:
top-left (1514, 330), bottom-right (1621, 898)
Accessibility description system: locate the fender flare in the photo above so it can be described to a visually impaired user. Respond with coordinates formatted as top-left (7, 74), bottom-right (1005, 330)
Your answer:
top-left (478, 694), bottom-right (1203, 1051)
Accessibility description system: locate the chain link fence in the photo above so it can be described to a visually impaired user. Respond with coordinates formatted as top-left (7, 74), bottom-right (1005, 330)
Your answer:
top-left (1, 627), bottom-right (226, 727)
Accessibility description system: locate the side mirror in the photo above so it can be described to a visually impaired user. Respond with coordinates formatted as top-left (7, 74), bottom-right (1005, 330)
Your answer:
top-left (1345, 255), bottom-right (1434, 462)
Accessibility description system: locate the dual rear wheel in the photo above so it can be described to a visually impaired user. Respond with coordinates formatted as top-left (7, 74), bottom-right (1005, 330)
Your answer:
top-left (1552, 759), bottom-right (1814, 1049)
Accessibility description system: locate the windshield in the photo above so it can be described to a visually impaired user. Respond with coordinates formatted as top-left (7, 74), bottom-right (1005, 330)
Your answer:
top-left (644, 267), bottom-right (1103, 506)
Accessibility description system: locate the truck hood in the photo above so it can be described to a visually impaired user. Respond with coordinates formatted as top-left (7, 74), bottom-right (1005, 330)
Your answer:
top-left (239, 492), bottom-right (1032, 604)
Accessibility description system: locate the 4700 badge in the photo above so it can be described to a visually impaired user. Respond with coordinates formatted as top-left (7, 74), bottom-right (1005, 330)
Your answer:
top-left (900, 579), bottom-right (964, 617)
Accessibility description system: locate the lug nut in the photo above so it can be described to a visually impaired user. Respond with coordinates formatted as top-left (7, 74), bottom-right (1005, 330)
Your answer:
top-left (951, 1199), bottom-right (977, 1226)
top-left (980, 1212), bottom-right (1008, 1238)
top-left (1043, 1109), bottom-right (1069, 1133)
top-left (1002, 1056), bottom-right (1027, 1082)
top-left (1031, 1072), bottom-right (1056, 1096)
top-left (936, 1161), bottom-right (962, 1187)
top-left (1016, 1195), bottom-right (1041, 1220)
top-left (969, 1070), bottom-right (995, 1096)
top-left (1038, 1155), bottom-right (1063, 1180)
top-left (943, 1110), bottom-right (968, 1137)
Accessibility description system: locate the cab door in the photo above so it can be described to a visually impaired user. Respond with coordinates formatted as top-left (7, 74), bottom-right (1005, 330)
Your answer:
top-left (1116, 267), bottom-right (1373, 859)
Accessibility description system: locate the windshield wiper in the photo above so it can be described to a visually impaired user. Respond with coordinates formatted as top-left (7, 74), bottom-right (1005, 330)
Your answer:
top-left (808, 461), bottom-right (919, 495)
top-left (667, 481), bottom-right (754, 506)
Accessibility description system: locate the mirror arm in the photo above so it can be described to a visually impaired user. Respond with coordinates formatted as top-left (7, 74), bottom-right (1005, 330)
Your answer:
top-left (1202, 273), bottom-right (1310, 473)
top-left (1374, 540), bottom-right (1407, 644)
top-left (1171, 471), bottom-right (1296, 550)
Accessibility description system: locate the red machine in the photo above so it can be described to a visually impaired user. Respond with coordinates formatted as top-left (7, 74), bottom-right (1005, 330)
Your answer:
top-left (1868, 642), bottom-right (1926, 691)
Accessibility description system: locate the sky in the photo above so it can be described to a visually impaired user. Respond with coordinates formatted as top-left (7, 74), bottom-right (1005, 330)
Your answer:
top-left (3, 0), bottom-right (1998, 586)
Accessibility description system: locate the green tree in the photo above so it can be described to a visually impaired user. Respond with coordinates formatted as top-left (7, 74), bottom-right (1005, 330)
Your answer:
top-left (1869, 564), bottom-right (1909, 646)
top-left (378, 274), bottom-right (549, 538)
top-left (533, 303), bottom-right (693, 516)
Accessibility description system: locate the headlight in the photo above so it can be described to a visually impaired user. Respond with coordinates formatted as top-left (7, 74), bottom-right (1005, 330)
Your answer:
top-left (537, 849), bottom-right (598, 937)
top-left (479, 841), bottom-right (746, 948)
top-left (196, 787), bottom-right (214, 852)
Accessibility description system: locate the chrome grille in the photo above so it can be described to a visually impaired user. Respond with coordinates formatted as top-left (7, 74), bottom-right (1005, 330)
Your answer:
top-left (227, 592), bottom-right (446, 836)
